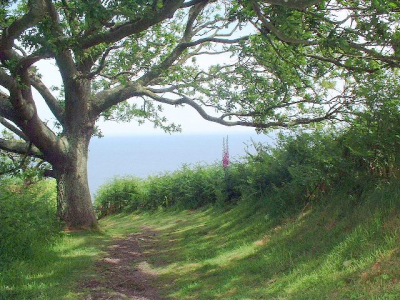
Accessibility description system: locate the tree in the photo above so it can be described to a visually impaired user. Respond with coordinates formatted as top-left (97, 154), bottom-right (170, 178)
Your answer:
top-left (0, 0), bottom-right (398, 229)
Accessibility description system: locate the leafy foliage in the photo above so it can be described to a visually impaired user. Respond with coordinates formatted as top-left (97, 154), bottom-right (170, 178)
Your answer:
top-left (95, 85), bottom-right (400, 216)
top-left (0, 179), bottom-right (61, 267)
top-left (94, 176), bottom-right (143, 218)
top-left (94, 164), bottom-right (233, 217)
top-left (0, 130), bottom-right (51, 185)
top-left (341, 72), bottom-right (400, 180)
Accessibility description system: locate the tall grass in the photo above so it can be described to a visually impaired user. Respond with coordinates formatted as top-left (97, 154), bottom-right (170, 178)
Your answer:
top-left (94, 163), bottom-right (246, 217)
top-left (0, 179), bottom-right (61, 266)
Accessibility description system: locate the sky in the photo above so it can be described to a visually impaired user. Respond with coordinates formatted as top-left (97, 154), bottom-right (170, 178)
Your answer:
top-left (33, 53), bottom-right (260, 137)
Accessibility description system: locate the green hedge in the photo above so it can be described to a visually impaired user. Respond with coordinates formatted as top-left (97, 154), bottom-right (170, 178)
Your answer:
top-left (94, 93), bottom-right (400, 217)
top-left (94, 176), bottom-right (144, 218)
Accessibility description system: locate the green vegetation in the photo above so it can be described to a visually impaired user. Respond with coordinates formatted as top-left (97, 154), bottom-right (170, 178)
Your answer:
top-left (2, 0), bottom-right (400, 228)
top-left (100, 183), bottom-right (400, 299)
top-left (91, 88), bottom-right (400, 298)
top-left (2, 177), bottom-right (399, 299)
top-left (0, 179), bottom-right (117, 300)
top-left (0, 180), bottom-right (60, 265)
top-left (0, 180), bottom-right (115, 300)
top-left (1, 80), bottom-right (400, 298)
top-left (0, 230), bottom-right (110, 300)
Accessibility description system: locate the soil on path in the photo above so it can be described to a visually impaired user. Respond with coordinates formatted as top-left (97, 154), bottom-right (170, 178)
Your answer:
top-left (82, 226), bottom-right (167, 300)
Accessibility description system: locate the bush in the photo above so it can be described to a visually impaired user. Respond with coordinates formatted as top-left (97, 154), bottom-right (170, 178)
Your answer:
top-left (143, 163), bottom-right (224, 209)
top-left (93, 163), bottom-right (244, 212)
top-left (241, 131), bottom-right (339, 213)
top-left (340, 79), bottom-right (400, 181)
top-left (94, 176), bottom-right (143, 218)
top-left (94, 91), bottom-right (400, 217)
top-left (0, 179), bottom-right (60, 267)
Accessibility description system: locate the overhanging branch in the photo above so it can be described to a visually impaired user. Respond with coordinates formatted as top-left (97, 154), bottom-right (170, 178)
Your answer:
top-left (263, 0), bottom-right (323, 10)
top-left (141, 86), bottom-right (337, 129)
top-left (92, 83), bottom-right (143, 115)
top-left (138, 35), bottom-right (249, 85)
top-left (0, 138), bottom-right (43, 159)
top-left (0, 0), bottom-right (48, 52)
top-left (0, 117), bottom-right (29, 141)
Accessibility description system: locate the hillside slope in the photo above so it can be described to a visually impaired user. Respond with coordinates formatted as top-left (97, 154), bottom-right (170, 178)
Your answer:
top-left (97, 181), bottom-right (400, 299)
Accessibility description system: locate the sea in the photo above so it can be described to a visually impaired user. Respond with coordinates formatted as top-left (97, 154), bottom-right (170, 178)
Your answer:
top-left (87, 133), bottom-right (274, 195)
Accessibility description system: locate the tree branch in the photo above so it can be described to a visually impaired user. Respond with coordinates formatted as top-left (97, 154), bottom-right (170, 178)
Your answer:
top-left (183, 1), bottom-right (208, 41)
top-left (306, 54), bottom-right (379, 74)
top-left (348, 42), bottom-right (400, 67)
top-left (138, 36), bottom-right (248, 85)
top-left (0, 67), bottom-right (18, 91)
top-left (85, 45), bottom-right (122, 79)
top-left (262, 0), bottom-right (323, 10)
top-left (80, 0), bottom-right (186, 50)
top-left (92, 83), bottom-right (143, 115)
top-left (0, 138), bottom-right (43, 159)
top-left (0, 117), bottom-right (29, 141)
top-left (251, 1), bottom-right (316, 45)
top-left (93, 31), bottom-right (247, 114)
top-left (0, 0), bottom-right (48, 53)
top-left (44, 0), bottom-right (77, 82)
top-left (138, 86), bottom-right (338, 129)
top-left (92, 4), bottom-right (245, 115)
top-left (181, 0), bottom-right (210, 8)
top-left (1, 60), bottom-right (68, 165)
top-left (15, 51), bottom-right (52, 71)
top-left (29, 72), bottom-right (65, 124)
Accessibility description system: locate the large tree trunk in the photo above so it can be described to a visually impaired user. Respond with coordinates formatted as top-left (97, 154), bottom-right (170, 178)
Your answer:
top-left (55, 136), bottom-right (98, 230)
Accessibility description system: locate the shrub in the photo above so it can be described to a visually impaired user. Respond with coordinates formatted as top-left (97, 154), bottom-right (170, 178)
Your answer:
top-left (240, 131), bottom-right (339, 214)
top-left (143, 163), bottom-right (224, 209)
top-left (94, 93), bottom-right (400, 217)
top-left (94, 176), bottom-right (143, 218)
top-left (93, 163), bottom-right (243, 212)
top-left (340, 78), bottom-right (400, 181)
top-left (0, 179), bottom-right (60, 267)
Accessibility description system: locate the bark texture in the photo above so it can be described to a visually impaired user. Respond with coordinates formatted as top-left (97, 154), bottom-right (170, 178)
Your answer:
top-left (55, 136), bottom-right (98, 229)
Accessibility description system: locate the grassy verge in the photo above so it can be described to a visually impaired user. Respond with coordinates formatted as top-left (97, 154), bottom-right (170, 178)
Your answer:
top-left (100, 182), bottom-right (400, 299)
top-left (0, 231), bottom-right (112, 300)
top-left (0, 204), bottom-right (147, 300)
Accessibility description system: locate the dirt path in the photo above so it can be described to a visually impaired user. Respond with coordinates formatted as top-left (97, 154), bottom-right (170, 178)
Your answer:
top-left (82, 226), bottom-right (166, 300)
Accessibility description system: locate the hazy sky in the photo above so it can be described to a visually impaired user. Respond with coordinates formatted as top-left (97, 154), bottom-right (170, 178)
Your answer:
top-left (33, 55), bottom-right (259, 137)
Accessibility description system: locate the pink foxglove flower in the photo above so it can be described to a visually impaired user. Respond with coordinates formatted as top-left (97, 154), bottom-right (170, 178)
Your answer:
top-left (222, 136), bottom-right (230, 168)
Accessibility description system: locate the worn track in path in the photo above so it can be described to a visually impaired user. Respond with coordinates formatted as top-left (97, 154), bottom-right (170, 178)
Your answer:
top-left (82, 226), bottom-right (166, 300)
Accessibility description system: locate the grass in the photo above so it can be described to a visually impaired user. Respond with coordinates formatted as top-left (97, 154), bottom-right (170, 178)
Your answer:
top-left (100, 182), bottom-right (400, 299)
top-left (0, 208), bottom-right (145, 299)
top-left (0, 231), bottom-right (112, 300)
top-left (1, 181), bottom-right (400, 299)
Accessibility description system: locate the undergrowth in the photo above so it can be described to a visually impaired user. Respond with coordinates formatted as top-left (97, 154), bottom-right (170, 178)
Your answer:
top-left (0, 180), bottom-right (111, 300)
